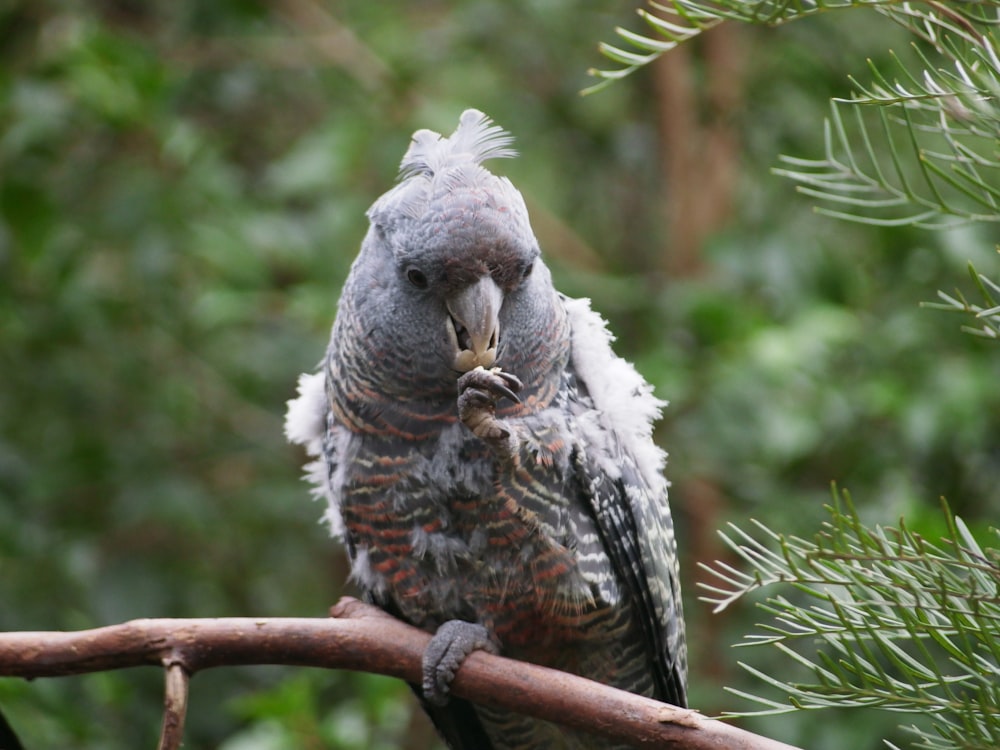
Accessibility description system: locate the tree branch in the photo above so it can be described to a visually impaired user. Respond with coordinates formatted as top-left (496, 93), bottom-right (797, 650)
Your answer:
top-left (0, 597), bottom-right (801, 750)
top-left (157, 663), bottom-right (189, 750)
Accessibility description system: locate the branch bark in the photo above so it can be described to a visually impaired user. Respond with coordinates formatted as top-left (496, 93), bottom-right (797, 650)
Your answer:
top-left (0, 597), bottom-right (801, 750)
top-left (158, 663), bottom-right (189, 750)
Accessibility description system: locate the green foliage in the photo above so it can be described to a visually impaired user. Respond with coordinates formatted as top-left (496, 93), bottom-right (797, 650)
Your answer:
top-left (1, 1), bottom-right (998, 749)
top-left (595, 2), bottom-right (1000, 746)
top-left (596, 0), bottom-right (1000, 227)
top-left (926, 263), bottom-right (1000, 340)
top-left (700, 493), bottom-right (1000, 750)
top-left (219, 671), bottom-right (420, 750)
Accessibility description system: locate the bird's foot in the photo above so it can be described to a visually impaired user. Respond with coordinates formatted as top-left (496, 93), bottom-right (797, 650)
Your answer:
top-left (422, 620), bottom-right (498, 706)
top-left (457, 367), bottom-right (523, 452)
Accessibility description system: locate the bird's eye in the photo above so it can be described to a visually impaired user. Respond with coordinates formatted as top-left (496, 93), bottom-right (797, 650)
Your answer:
top-left (406, 268), bottom-right (429, 289)
top-left (521, 261), bottom-right (534, 280)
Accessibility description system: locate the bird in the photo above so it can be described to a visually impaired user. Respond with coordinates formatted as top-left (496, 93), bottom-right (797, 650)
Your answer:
top-left (285, 109), bottom-right (686, 749)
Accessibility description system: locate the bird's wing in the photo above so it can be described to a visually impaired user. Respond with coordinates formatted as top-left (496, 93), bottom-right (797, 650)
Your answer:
top-left (563, 296), bottom-right (688, 707)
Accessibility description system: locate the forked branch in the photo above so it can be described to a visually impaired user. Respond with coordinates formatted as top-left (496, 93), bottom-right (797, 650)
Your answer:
top-left (0, 597), bottom-right (802, 750)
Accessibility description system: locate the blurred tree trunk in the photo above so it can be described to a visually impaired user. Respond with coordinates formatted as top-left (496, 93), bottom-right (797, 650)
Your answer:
top-left (654, 25), bottom-right (745, 277)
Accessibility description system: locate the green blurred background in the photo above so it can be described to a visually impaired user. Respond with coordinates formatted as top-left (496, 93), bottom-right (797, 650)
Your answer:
top-left (1, 1), bottom-right (997, 748)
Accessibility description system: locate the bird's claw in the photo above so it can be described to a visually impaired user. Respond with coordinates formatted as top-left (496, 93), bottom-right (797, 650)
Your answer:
top-left (457, 367), bottom-right (523, 447)
top-left (422, 620), bottom-right (497, 706)
top-left (461, 367), bottom-right (522, 403)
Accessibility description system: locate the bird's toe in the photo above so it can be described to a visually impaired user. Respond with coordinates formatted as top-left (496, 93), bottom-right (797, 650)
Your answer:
top-left (421, 620), bottom-right (498, 706)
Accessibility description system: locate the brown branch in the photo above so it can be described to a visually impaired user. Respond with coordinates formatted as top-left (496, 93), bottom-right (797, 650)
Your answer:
top-left (0, 597), bottom-right (802, 750)
top-left (157, 663), bottom-right (189, 750)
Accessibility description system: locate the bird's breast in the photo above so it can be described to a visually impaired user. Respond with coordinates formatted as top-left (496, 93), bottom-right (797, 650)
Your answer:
top-left (338, 413), bottom-right (624, 654)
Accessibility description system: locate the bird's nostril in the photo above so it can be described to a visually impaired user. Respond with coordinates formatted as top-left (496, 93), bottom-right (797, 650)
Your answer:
top-left (452, 318), bottom-right (472, 351)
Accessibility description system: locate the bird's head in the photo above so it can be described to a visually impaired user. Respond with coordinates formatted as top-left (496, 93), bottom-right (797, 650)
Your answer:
top-left (339, 110), bottom-right (566, 397)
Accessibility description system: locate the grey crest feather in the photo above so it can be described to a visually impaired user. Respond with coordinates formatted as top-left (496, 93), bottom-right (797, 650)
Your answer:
top-left (368, 109), bottom-right (526, 227)
top-left (399, 109), bottom-right (517, 179)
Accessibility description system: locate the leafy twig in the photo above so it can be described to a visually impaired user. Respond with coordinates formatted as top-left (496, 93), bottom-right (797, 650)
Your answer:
top-left (591, 0), bottom-right (1000, 228)
top-left (698, 493), bottom-right (1000, 750)
top-left (923, 262), bottom-right (1000, 339)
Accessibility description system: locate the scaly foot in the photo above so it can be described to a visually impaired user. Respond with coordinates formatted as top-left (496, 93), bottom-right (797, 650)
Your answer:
top-left (422, 619), bottom-right (498, 706)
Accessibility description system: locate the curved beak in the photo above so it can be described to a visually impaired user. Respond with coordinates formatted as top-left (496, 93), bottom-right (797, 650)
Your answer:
top-left (447, 276), bottom-right (503, 372)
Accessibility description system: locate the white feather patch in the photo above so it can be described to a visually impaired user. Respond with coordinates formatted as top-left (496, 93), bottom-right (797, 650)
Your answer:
top-left (284, 371), bottom-right (325, 448)
top-left (564, 297), bottom-right (668, 494)
top-left (284, 371), bottom-right (345, 536)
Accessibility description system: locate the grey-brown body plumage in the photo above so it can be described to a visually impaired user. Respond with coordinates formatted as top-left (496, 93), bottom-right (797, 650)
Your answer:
top-left (286, 110), bottom-right (686, 749)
